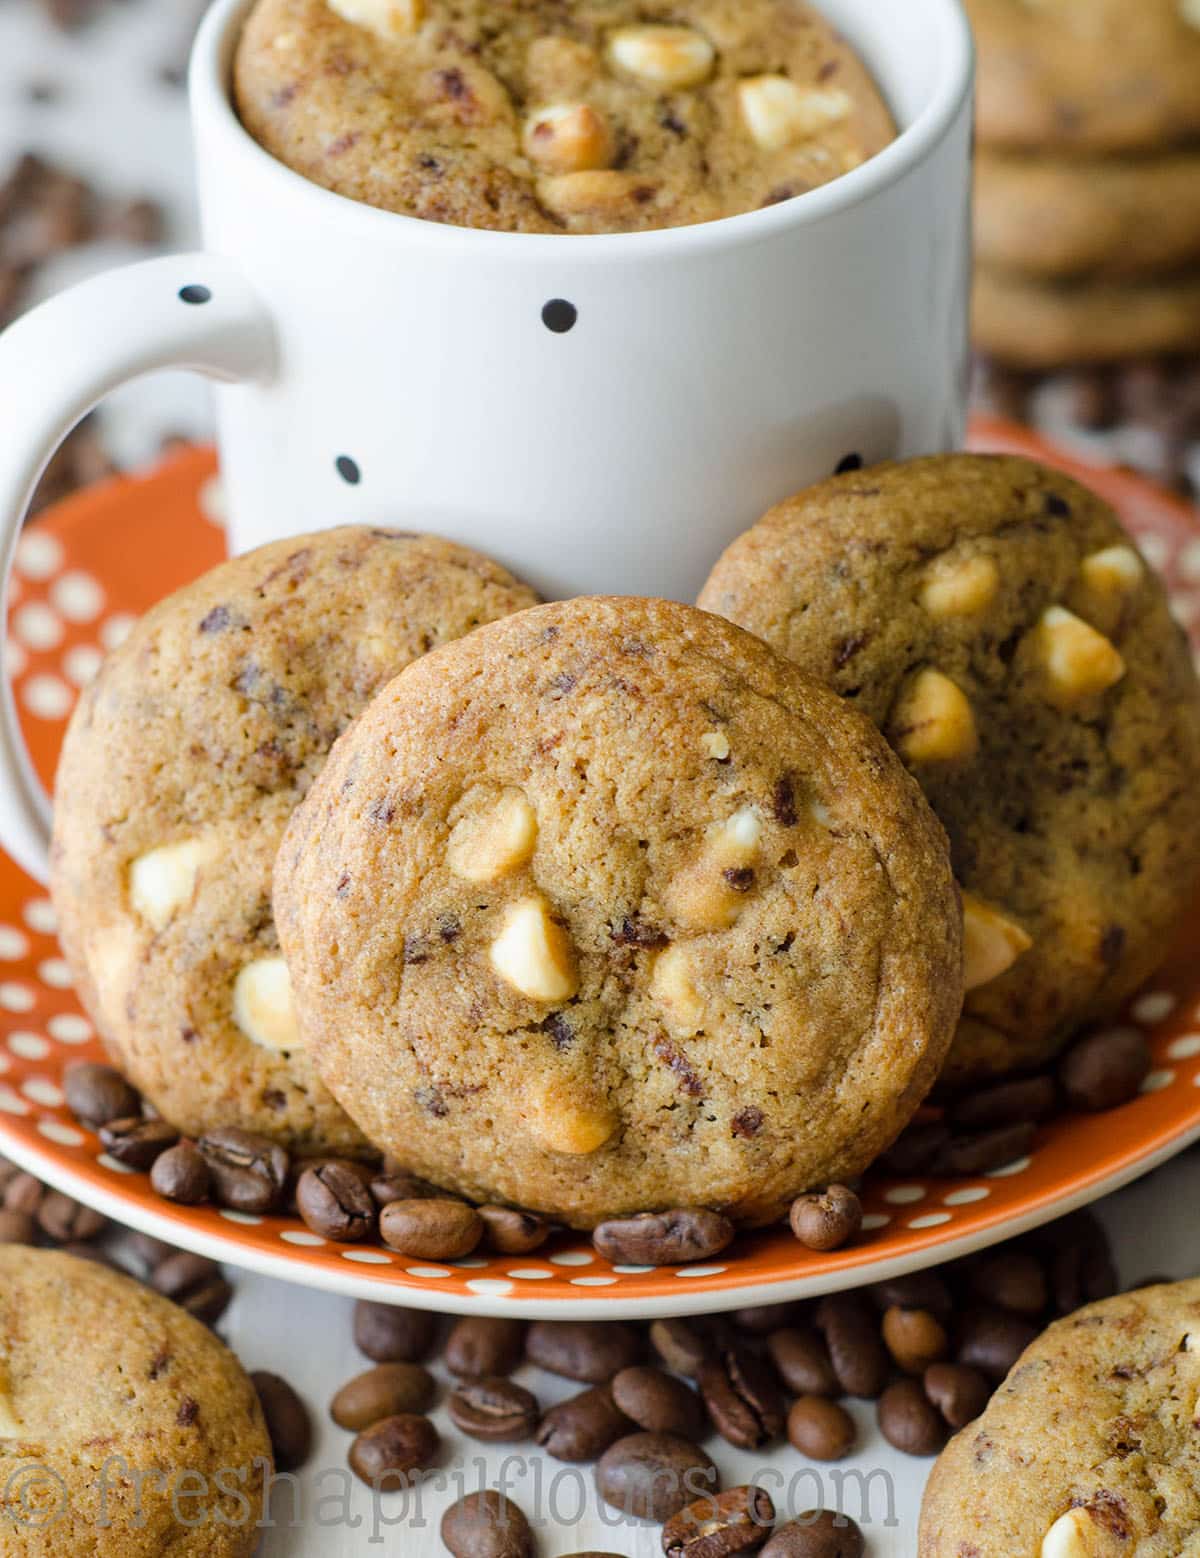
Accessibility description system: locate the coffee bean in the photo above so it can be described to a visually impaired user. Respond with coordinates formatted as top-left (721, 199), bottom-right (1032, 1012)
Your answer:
top-left (150, 1140), bottom-right (210, 1205)
top-left (1054, 367), bottom-right (1118, 432)
top-left (881, 1306), bottom-right (949, 1374)
top-left (526, 1321), bottom-right (640, 1383)
top-left (946, 1075), bottom-right (1057, 1132)
top-left (379, 1198), bottom-right (482, 1260)
top-left (595, 1432), bottom-right (718, 1524)
top-left (0, 1209), bottom-right (35, 1245)
top-left (814, 1293), bottom-right (890, 1398)
top-left (761, 1511), bottom-right (864, 1558)
top-left (536, 1384), bottom-right (634, 1462)
top-left (368, 1168), bottom-right (439, 1208)
top-left (967, 1250), bottom-right (1047, 1317)
top-left (199, 1128), bottom-right (288, 1213)
top-left (1035, 1210), bottom-right (1118, 1316)
top-left (448, 1377), bottom-right (540, 1443)
top-left (697, 1347), bottom-right (784, 1449)
top-left (2, 1173), bottom-right (43, 1216)
top-left (732, 1304), bottom-right (798, 1335)
top-left (288, 1156), bottom-right (375, 1209)
top-left (956, 1305), bottom-right (1039, 1380)
top-left (923, 1362), bottom-right (990, 1430)
top-left (127, 1231), bottom-right (174, 1270)
top-left (766, 1327), bottom-right (838, 1397)
top-left (927, 1123), bottom-right (1035, 1177)
top-left (353, 1301), bottom-right (437, 1363)
top-left (331, 1363), bottom-right (436, 1429)
top-left (36, 1190), bottom-right (106, 1243)
top-left (868, 1271), bottom-right (953, 1323)
top-left (150, 1251), bottom-right (232, 1324)
top-left (441, 1489), bottom-right (533, 1558)
top-left (649, 1318), bottom-right (711, 1378)
top-left (99, 196), bottom-right (165, 246)
top-left (877, 1378), bottom-right (945, 1456)
top-left (296, 1162), bottom-right (377, 1242)
top-left (348, 1412), bottom-right (439, 1488)
top-left (788, 1185), bottom-right (862, 1251)
top-left (786, 1396), bottom-right (856, 1461)
top-left (251, 1371), bottom-right (311, 1471)
top-left (611, 1366), bottom-right (704, 1438)
top-left (1059, 1027), bottom-right (1150, 1112)
top-left (445, 1317), bottom-right (526, 1379)
top-left (60, 1240), bottom-right (120, 1270)
top-left (592, 1208), bottom-right (734, 1266)
top-left (662, 1485), bottom-right (776, 1557)
top-left (63, 1060), bottom-right (140, 1127)
top-left (477, 1205), bottom-right (551, 1255)
top-left (99, 1117), bottom-right (179, 1171)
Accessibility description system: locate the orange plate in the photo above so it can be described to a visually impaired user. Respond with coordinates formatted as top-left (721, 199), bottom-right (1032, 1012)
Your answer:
top-left (1, 426), bottom-right (1199, 1317)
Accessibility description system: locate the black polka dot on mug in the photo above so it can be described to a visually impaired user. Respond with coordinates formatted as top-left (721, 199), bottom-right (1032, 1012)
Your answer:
top-left (542, 299), bottom-right (578, 334)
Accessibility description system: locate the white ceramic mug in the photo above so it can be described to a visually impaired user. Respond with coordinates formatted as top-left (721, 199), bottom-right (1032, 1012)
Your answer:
top-left (0, 0), bottom-right (973, 884)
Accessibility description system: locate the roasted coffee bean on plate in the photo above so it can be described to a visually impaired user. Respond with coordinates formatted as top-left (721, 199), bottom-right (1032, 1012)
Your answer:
top-left (1058, 1025), bottom-right (1151, 1112)
top-left (199, 1128), bottom-right (288, 1213)
top-left (535, 1384), bottom-right (634, 1463)
top-left (526, 1320), bottom-right (641, 1384)
top-left (150, 1140), bottom-right (211, 1205)
top-left (330, 1363), bottom-right (437, 1430)
top-left (442, 1489), bottom-right (534, 1558)
top-left (379, 1197), bottom-right (483, 1260)
top-left (251, 1371), bottom-right (312, 1472)
top-left (445, 1317), bottom-right (526, 1379)
top-left (353, 1300), bottom-right (438, 1364)
top-left (35, 1190), bottom-right (106, 1244)
top-left (62, 1061), bottom-right (140, 1128)
top-left (592, 1208), bottom-right (734, 1266)
top-left (788, 1185), bottom-right (862, 1251)
top-left (99, 1117), bottom-right (179, 1171)
top-left (295, 1161), bottom-right (377, 1242)
top-left (477, 1205), bottom-right (552, 1255)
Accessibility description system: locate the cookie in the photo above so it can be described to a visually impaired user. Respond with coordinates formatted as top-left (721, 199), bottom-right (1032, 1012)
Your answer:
top-left (976, 148), bottom-right (1200, 283)
top-left (234, 0), bottom-right (895, 235)
top-left (919, 1278), bottom-right (1200, 1556)
top-left (51, 527), bottom-right (537, 1151)
top-left (0, 1248), bottom-right (270, 1556)
top-left (968, 0), bottom-right (1200, 153)
top-left (698, 454), bottom-right (1200, 1084)
top-left (274, 596), bottom-right (962, 1229)
top-left (974, 267), bottom-right (1200, 369)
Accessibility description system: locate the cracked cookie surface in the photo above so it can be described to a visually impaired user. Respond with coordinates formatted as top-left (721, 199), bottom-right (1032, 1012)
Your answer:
top-left (275, 595), bottom-right (961, 1228)
top-left (698, 454), bottom-right (1200, 1084)
top-left (51, 526), bottom-right (537, 1151)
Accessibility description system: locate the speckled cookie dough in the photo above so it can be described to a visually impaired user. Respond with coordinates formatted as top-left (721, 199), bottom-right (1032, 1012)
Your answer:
top-left (51, 527), bottom-right (537, 1151)
top-left (0, 1248), bottom-right (271, 1557)
top-left (274, 596), bottom-right (962, 1229)
top-left (919, 1279), bottom-right (1200, 1556)
top-left (233, 0), bottom-right (896, 234)
top-left (698, 454), bottom-right (1200, 1085)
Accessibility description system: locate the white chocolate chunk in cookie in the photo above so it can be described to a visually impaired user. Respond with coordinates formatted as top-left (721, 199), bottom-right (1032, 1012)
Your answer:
top-left (1041, 1508), bottom-right (1127, 1558)
top-left (1033, 606), bottom-right (1126, 709)
top-left (537, 169), bottom-right (646, 218)
top-left (523, 103), bottom-right (614, 174)
top-left (607, 25), bottom-right (715, 90)
top-left (448, 788), bottom-right (538, 884)
top-left (233, 957), bottom-right (301, 1052)
top-left (129, 837), bottom-right (218, 931)
top-left (701, 730), bottom-right (731, 761)
top-left (737, 76), bottom-right (852, 152)
top-left (527, 1080), bottom-right (618, 1155)
top-left (890, 669), bottom-right (979, 764)
top-left (962, 891), bottom-right (1032, 992)
top-left (1182, 0), bottom-right (1200, 31)
top-left (919, 554), bottom-right (1000, 618)
top-left (665, 807), bottom-right (763, 931)
top-left (651, 944), bottom-right (707, 1037)
top-left (490, 897), bottom-right (579, 1003)
top-left (327, 0), bottom-right (423, 40)
top-left (1081, 545), bottom-right (1143, 599)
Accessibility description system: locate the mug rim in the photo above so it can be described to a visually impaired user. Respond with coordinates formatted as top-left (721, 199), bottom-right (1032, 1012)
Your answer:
top-left (192, 0), bottom-right (974, 259)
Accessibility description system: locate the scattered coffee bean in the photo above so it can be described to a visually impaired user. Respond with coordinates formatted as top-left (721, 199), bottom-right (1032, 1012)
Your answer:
top-left (36, 1190), bottom-right (106, 1243)
top-left (441, 1489), bottom-right (533, 1558)
top-left (526, 1321), bottom-right (640, 1384)
top-left (649, 1317), bottom-right (711, 1378)
top-left (251, 1371), bottom-right (311, 1472)
top-left (1053, 367), bottom-right (1118, 432)
top-left (199, 1128), bottom-right (288, 1213)
top-left (368, 1168), bottom-right (438, 1208)
top-left (477, 1205), bottom-right (551, 1255)
top-left (63, 1060), bottom-right (140, 1127)
top-left (611, 1365), bottom-right (704, 1438)
top-left (869, 1271), bottom-right (953, 1323)
top-left (945, 1075), bottom-right (1057, 1132)
top-left (99, 196), bottom-right (165, 246)
top-left (127, 1232), bottom-right (174, 1270)
top-left (379, 1198), bottom-right (482, 1260)
top-left (331, 1363), bottom-right (436, 1430)
top-left (535, 1384), bottom-right (634, 1462)
top-left (732, 1303), bottom-right (798, 1334)
top-left (967, 1250), bottom-right (1047, 1317)
top-left (662, 1484), bottom-right (776, 1557)
top-left (786, 1396), bottom-right (856, 1461)
top-left (814, 1293), bottom-right (890, 1398)
top-left (956, 1305), bottom-right (1039, 1380)
top-left (150, 1140), bottom-right (211, 1205)
top-left (593, 1208), bottom-right (734, 1266)
top-left (99, 1117), bottom-right (179, 1171)
top-left (296, 1162), bottom-right (376, 1242)
top-left (766, 1326), bottom-right (838, 1397)
top-left (448, 1377), bottom-right (540, 1443)
top-left (348, 1412), bottom-right (439, 1489)
top-left (1037, 1211), bottom-right (1118, 1315)
top-left (59, 1240), bottom-right (120, 1270)
top-left (697, 1347), bottom-right (785, 1450)
top-left (0, 1209), bottom-right (35, 1244)
top-left (881, 1305), bottom-right (949, 1374)
top-left (445, 1317), bottom-right (526, 1380)
top-left (760, 1511), bottom-right (864, 1558)
top-left (595, 1431), bottom-right (718, 1524)
top-left (789, 1185), bottom-right (862, 1252)
top-left (1059, 1026), bottom-right (1151, 1112)
top-left (150, 1251), bottom-right (232, 1324)
top-left (289, 1156), bottom-right (375, 1207)
top-left (923, 1362), bottom-right (990, 1430)
top-left (877, 1120), bottom-right (951, 1176)
top-left (353, 1301), bottom-right (437, 1363)
top-left (2, 1173), bottom-right (43, 1216)
top-left (928, 1122), bottom-right (1035, 1177)
top-left (877, 1378), bottom-right (945, 1456)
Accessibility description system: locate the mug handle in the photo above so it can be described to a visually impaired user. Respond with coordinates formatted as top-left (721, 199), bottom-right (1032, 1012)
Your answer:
top-left (0, 252), bottom-right (275, 886)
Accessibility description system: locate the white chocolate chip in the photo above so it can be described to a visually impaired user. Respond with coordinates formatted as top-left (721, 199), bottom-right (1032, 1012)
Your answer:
top-left (920, 554), bottom-right (1000, 618)
top-left (233, 957), bottom-right (301, 1053)
top-left (607, 24), bottom-right (715, 90)
top-left (714, 807), bottom-right (762, 858)
top-left (1181, 0), bottom-right (1200, 30)
top-left (537, 169), bottom-right (646, 218)
top-left (490, 897), bottom-right (579, 1003)
top-left (890, 669), bottom-right (979, 764)
top-left (129, 837), bottom-right (218, 931)
top-left (1080, 545), bottom-right (1144, 599)
top-left (1041, 1508), bottom-right (1127, 1558)
top-left (701, 730), bottom-right (731, 762)
top-left (737, 76), bottom-right (852, 152)
top-left (523, 103), bottom-right (614, 174)
top-left (327, 0), bottom-right (423, 38)
top-left (1033, 606), bottom-right (1126, 709)
top-left (962, 891), bottom-right (1033, 992)
top-left (527, 1080), bottom-right (618, 1155)
top-left (1184, 1332), bottom-right (1200, 1352)
top-left (448, 788), bottom-right (538, 884)
top-left (664, 807), bottom-right (763, 930)
top-left (651, 944), bottom-right (707, 1037)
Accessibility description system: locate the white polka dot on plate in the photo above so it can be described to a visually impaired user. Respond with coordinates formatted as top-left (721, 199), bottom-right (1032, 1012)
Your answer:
top-left (0, 926), bottom-right (29, 960)
top-left (37, 959), bottom-right (72, 990)
top-left (1180, 539), bottom-right (1200, 584)
top-left (1131, 991), bottom-right (1176, 1025)
top-left (219, 1209), bottom-right (262, 1226)
top-left (943, 1187), bottom-right (990, 1206)
top-left (610, 1264), bottom-right (654, 1275)
top-left (0, 1087), bottom-right (30, 1115)
top-left (23, 899), bottom-right (57, 936)
top-left (571, 1276), bottom-right (618, 1287)
top-left (860, 1213), bottom-right (891, 1231)
top-left (466, 1278), bottom-right (513, 1296)
top-left (13, 601), bottom-right (63, 651)
top-left (0, 983), bottom-right (35, 1012)
top-left (21, 1078), bottom-right (62, 1107)
top-left (507, 1268), bottom-right (553, 1280)
top-left (908, 1212), bottom-right (952, 1230)
top-left (451, 1257), bottom-right (488, 1270)
top-left (5, 638), bottom-right (27, 679)
top-left (47, 1013), bottom-right (90, 1043)
top-left (883, 1185), bottom-right (926, 1206)
top-left (38, 1119), bottom-right (84, 1147)
top-left (99, 614), bottom-right (136, 651)
top-left (280, 1230), bottom-right (326, 1247)
top-left (548, 1251), bottom-right (593, 1267)
top-left (1168, 1034), bottom-right (1200, 1060)
top-left (986, 1156), bottom-right (1032, 1178)
top-left (97, 1152), bottom-right (135, 1174)
top-left (406, 1267), bottom-right (452, 1279)
top-left (21, 674), bottom-right (73, 720)
top-left (342, 1250), bottom-right (391, 1264)
top-left (62, 645), bottom-right (103, 688)
top-left (15, 530), bottom-right (64, 580)
top-left (50, 570), bottom-right (104, 623)
top-left (1141, 1069), bottom-right (1175, 1093)
top-left (8, 1032), bottom-right (49, 1060)
top-left (199, 475), bottom-right (228, 526)
top-left (1171, 594), bottom-right (1200, 628)
top-left (1138, 533), bottom-right (1170, 571)
top-left (674, 1266), bottom-right (726, 1279)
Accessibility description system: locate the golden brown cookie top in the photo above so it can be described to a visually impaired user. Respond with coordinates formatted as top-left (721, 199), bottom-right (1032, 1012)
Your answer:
top-left (234, 0), bottom-right (895, 234)
top-left (275, 595), bottom-right (961, 1228)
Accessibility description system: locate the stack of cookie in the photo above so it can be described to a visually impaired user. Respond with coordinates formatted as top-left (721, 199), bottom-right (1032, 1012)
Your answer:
top-left (968, 0), bottom-right (1200, 373)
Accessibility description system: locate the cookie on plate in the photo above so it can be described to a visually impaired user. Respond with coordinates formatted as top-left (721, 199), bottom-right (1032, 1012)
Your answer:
top-left (275, 596), bottom-right (962, 1229)
top-left (52, 527), bottom-right (537, 1151)
top-left (698, 454), bottom-right (1200, 1084)
top-left (919, 1278), bottom-right (1200, 1555)
top-left (0, 1247), bottom-right (270, 1556)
